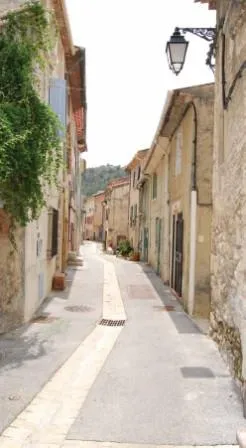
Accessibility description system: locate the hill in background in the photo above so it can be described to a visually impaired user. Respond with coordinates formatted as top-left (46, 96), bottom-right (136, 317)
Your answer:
top-left (82, 164), bottom-right (126, 196)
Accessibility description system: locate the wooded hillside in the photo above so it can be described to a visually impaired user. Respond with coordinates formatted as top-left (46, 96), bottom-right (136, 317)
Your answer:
top-left (82, 164), bottom-right (126, 196)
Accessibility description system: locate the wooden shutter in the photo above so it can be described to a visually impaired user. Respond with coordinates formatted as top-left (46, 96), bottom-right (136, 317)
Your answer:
top-left (49, 78), bottom-right (67, 137)
top-left (51, 209), bottom-right (59, 257)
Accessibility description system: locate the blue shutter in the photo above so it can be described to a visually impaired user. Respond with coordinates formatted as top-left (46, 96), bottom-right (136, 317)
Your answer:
top-left (49, 78), bottom-right (67, 137)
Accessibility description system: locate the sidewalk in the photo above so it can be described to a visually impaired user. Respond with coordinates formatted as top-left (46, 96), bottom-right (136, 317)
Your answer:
top-left (0, 242), bottom-right (103, 434)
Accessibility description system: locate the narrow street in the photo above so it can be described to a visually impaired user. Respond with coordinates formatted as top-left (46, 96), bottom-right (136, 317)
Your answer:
top-left (0, 242), bottom-right (245, 447)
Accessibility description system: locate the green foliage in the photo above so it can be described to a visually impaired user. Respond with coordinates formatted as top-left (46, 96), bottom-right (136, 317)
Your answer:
top-left (0, 1), bottom-right (62, 230)
top-left (117, 239), bottom-right (133, 257)
top-left (82, 164), bottom-right (126, 196)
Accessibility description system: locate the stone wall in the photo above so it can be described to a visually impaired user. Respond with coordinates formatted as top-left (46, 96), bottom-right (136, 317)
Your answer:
top-left (0, 212), bottom-right (25, 333)
top-left (211, 1), bottom-right (246, 381)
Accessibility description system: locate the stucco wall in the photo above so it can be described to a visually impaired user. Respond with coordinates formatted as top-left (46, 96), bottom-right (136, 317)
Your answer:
top-left (168, 92), bottom-right (213, 317)
top-left (84, 197), bottom-right (95, 240)
top-left (148, 154), bottom-right (169, 281)
top-left (93, 194), bottom-right (104, 241)
top-left (210, 1), bottom-right (246, 380)
top-left (194, 94), bottom-right (214, 316)
top-left (107, 183), bottom-right (129, 248)
top-left (128, 169), bottom-right (140, 252)
top-left (169, 113), bottom-right (193, 307)
top-left (0, 0), bottom-right (72, 327)
top-left (24, 22), bottom-right (65, 321)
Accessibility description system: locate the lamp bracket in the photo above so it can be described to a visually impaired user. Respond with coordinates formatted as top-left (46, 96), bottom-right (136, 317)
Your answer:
top-left (176, 27), bottom-right (216, 72)
top-left (177, 27), bottom-right (216, 42)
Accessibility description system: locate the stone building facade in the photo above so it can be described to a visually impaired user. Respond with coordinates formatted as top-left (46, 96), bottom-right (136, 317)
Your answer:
top-left (196, 0), bottom-right (246, 382)
top-left (103, 177), bottom-right (130, 250)
top-left (0, 0), bottom-right (86, 331)
top-left (140, 83), bottom-right (214, 318)
top-left (84, 196), bottom-right (95, 240)
top-left (125, 149), bottom-right (149, 253)
top-left (93, 191), bottom-right (105, 241)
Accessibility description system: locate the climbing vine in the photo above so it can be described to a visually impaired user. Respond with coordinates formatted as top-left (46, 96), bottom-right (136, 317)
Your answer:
top-left (0, 1), bottom-right (63, 234)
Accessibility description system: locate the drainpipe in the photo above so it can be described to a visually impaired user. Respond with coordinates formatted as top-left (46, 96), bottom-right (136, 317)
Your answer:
top-left (188, 101), bottom-right (197, 316)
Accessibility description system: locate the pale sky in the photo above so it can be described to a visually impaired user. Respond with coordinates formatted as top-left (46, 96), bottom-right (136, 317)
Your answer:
top-left (65, 0), bottom-right (216, 168)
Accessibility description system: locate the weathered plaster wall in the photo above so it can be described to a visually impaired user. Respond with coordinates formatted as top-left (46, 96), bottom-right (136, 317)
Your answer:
top-left (84, 196), bottom-right (95, 240)
top-left (93, 193), bottom-right (104, 241)
top-left (168, 92), bottom-right (213, 317)
top-left (148, 153), bottom-right (169, 282)
top-left (169, 113), bottom-right (193, 307)
top-left (194, 93), bottom-right (214, 317)
top-left (128, 170), bottom-right (140, 252)
top-left (108, 183), bottom-right (129, 248)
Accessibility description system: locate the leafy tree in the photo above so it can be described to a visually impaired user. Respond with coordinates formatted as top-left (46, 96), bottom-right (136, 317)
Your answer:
top-left (82, 164), bottom-right (126, 196)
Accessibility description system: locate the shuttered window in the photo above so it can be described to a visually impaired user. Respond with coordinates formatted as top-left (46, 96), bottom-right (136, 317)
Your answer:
top-left (49, 78), bottom-right (67, 137)
top-left (51, 208), bottom-right (59, 257)
top-left (47, 208), bottom-right (59, 259)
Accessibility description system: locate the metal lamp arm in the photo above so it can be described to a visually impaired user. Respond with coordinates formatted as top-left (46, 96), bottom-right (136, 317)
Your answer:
top-left (177, 27), bottom-right (216, 42)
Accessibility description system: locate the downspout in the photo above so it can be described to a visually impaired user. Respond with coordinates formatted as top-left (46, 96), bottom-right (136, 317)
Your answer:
top-left (188, 101), bottom-right (198, 316)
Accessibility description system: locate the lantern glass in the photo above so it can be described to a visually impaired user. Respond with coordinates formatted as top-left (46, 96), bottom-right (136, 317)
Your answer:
top-left (166, 28), bottom-right (189, 75)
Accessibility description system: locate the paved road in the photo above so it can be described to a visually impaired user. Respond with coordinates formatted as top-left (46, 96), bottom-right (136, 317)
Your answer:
top-left (0, 242), bottom-right (245, 447)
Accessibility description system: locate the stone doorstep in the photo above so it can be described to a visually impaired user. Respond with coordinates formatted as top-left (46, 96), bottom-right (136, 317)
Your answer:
top-left (237, 429), bottom-right (246, 448)
top-left (52, 272), bottom-right (66, 291)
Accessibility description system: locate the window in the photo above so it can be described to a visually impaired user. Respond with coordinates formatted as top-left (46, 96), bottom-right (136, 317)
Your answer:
top-left (134, 204), bottom-right (138, 224)
top-left (152, 173), bottom-right (157, 199)
top-left (47, 208), bottom-right (59, 259)
top-left (49, 78), bottom-right (67, 137)
top-left (175, 128), bottom-right (183, 176)
top-left (133, 171), bottom-right (136, 188)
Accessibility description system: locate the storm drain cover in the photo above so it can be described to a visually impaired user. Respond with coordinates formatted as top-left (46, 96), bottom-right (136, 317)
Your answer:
top-left (128, 285), bottom-right (155, 299)
top-left (64, 305), bottom-right (93, 312)
top-left (99, 319), bottom-right (125, 327)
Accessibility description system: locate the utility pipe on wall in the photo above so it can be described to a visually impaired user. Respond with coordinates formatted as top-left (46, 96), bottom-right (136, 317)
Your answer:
top-left (188, 101), bottom-right (198, 315)
top-left (188, 190), bottom-right (197, 315)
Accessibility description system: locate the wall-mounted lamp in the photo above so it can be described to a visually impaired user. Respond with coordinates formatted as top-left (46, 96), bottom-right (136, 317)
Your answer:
top-left (166, 27), bottom-right (216, 76)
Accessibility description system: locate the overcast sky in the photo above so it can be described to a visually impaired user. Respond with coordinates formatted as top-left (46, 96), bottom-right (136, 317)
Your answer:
top-left (65, 0), bottom-right (215, 167)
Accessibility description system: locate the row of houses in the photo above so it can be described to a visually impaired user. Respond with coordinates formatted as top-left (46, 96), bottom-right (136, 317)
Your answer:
top-left (83, 0), bottom-right (246, 388)
top-left (83, 177), bottom-right (130, 249)
top-left (0, 0), bottom-right (87, 332)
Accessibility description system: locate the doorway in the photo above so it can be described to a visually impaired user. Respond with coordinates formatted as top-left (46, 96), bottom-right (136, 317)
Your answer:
top-left (171, 212), bottom-right (184, 297)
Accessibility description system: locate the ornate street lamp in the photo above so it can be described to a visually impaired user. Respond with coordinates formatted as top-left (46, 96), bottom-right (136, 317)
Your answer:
top-left (166, 27), bottom-right (216, 75)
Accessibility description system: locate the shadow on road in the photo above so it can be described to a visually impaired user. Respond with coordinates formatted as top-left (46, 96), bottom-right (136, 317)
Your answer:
top-left (0, 267), bottom-right (78, 372)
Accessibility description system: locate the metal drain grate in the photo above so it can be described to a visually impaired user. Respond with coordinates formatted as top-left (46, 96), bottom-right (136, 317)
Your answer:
top-left (99, 319), bottom-right (125, 327)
